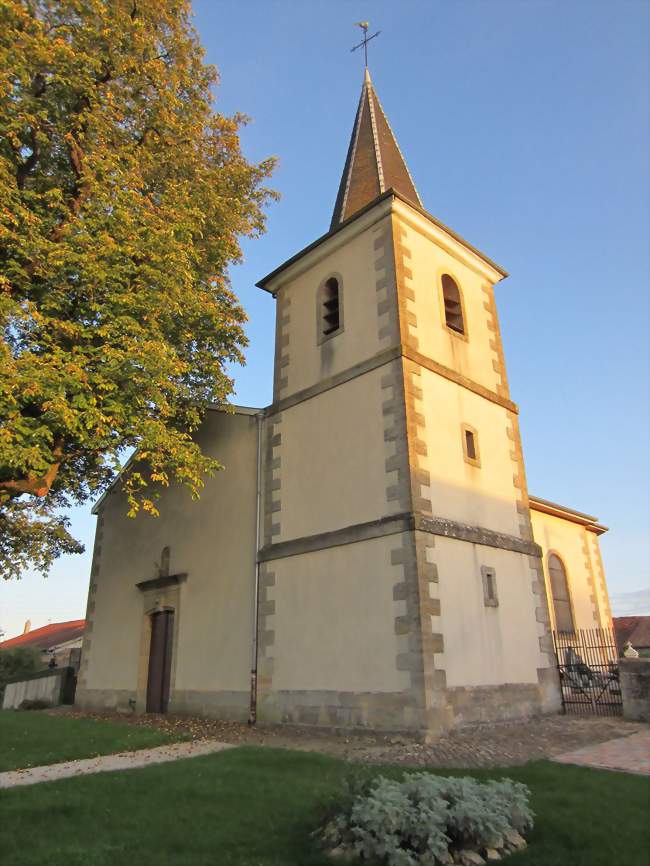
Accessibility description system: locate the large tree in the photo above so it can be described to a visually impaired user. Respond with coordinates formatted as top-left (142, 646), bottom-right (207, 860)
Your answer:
top-left (0, 0), bottom-right (275, 579)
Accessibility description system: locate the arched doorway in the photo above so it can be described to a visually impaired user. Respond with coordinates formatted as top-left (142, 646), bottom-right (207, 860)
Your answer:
top-left (146, 609), bottom-right (174, 713)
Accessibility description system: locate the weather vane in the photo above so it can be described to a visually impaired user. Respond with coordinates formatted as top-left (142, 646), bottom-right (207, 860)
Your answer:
top-left (351, 22), bottom-right (381, 68)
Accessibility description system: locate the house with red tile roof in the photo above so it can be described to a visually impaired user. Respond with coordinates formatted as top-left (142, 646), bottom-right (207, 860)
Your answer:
top-left (0, 619), bottom-right (85, 670)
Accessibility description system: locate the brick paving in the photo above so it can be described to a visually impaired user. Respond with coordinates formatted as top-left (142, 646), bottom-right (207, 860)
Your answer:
top-left (0, 738), bottom-right (233, 789)
top-left (56, 708), bottom-right (647, 768)
top-left (552, 728), bottom-right (650, 776)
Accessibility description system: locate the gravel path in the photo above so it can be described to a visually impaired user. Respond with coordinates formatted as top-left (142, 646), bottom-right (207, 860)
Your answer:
top-left (4, 713), bottom-right (647, 789)
top-left (0, 738), bottom-right (233, 789)
top-left (52, 709), bottom-right (647, 769)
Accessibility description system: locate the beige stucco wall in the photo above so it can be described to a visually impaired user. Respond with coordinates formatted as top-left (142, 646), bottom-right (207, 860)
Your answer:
top-left (433, 537), bottom-right (547, 688)
top-left (78, 409), bottom-right (259, 715)
top-left (272, 203), bottom-right (394, 399)
top-left (267, 534), bottom-right (409, 694)
top-left (417, 368), bottom-right (522, 536)
top-left (277, 362), bottom-right (397, 541)
top-left (393, 204), bottom-right (504, 394)
top-left (530, 508), bottom-right (611, 631)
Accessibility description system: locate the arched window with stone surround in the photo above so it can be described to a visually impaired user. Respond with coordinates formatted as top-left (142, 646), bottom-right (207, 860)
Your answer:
top-left (548, 553), bottom-right (574, 633)
top-left (441, 274), bottom-right (465, 335)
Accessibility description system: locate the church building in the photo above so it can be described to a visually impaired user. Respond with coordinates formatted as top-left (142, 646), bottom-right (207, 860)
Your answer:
top-left (76, 70), bottom-right (613, 736)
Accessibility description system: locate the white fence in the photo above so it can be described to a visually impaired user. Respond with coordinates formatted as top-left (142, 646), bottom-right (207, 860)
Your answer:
top-left (1, 667), bottom-right (75, 710)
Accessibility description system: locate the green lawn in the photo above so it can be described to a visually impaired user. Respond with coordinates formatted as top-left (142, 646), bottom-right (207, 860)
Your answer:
top-left (0, 745), bottom-right (648, 866)
top-left (0, 711), bottom-right (186, 771)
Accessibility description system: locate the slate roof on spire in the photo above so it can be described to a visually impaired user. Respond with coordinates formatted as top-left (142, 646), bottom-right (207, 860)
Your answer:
top-left (330, 68), bottom-right (422, 229)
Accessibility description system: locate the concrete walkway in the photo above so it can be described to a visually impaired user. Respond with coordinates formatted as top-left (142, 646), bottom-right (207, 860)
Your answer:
top-left (552, 728), bottom-right (650, 776)
top-left (0, 738), bottom-right (234, 789)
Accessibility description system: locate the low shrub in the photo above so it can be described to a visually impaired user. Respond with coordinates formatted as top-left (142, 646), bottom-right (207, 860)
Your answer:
top-left (316, 772), bottom-right (533, 865)
top-left (0, 647), bottom-right (43, 687)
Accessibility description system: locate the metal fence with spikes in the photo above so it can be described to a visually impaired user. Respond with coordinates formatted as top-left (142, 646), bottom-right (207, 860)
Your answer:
top-left (552, 628), bottom-right (622, 716)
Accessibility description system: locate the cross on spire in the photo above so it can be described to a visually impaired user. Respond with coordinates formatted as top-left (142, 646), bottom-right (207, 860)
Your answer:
top-left (350, 21), bottom-right (380, 68)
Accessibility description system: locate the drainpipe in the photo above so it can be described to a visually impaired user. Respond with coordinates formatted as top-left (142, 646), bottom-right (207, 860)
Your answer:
top-left (249, 411), bottom-right (264, 725)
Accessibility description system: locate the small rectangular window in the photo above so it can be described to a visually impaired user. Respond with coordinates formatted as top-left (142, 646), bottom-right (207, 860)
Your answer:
top-left (465, 429), bottom-right (476, 460)
top-left (481, 566), bottom-right (498, 607)
top-left (461, 425), bottom-right (480, 467)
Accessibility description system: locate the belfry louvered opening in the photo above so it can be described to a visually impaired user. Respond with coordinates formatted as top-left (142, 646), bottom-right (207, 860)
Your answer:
top-left (320, 277), bottom-right (341, 338)
top-left (441, 274), bottom-right (465, 335)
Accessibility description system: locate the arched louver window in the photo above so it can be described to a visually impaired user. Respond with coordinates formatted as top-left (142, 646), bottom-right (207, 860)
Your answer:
top-left (548, 553), bottom-right (575, 633)
top-left (441, 274), bottom-right (465, 335)
top-left (320, 277), bottom-right (341, 338)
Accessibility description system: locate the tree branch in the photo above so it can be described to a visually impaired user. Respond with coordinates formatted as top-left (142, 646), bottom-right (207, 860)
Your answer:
top-left (0, 440), bottom-right (65, 499)
top-left (15, 128), bottom-right (40, 190)
top-left (95, 64), bottom-right (113, 85)
top-left (136, 125), bottom-right (161, 146)
top-left (48, 133), bottom-right (90, 240)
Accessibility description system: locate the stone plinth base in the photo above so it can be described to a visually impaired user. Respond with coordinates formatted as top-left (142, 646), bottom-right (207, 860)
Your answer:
top-left (76, 677), bottom-right (562, 736)
top-left (75, 687), bottom-right (249, 721)
top-left (258, 678), bottom-right (560, 738)
top-left (620, 658), bottom-right (650, 722)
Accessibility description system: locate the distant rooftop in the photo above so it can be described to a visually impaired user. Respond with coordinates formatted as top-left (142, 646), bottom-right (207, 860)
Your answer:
top-left (0, 619), bottom-right (85, 651)
top-left (613, 616), bottom-right (650, 650)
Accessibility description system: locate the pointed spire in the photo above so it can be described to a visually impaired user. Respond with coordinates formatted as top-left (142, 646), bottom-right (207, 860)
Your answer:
top-left (330, 71), bottom-right (422, 229)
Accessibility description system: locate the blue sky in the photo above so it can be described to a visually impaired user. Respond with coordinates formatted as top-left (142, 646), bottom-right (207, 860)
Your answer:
top-left (1, 0), bottom-right (648, 638)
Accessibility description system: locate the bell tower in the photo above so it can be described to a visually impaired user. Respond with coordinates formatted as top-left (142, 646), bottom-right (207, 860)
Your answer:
top-left (254, 70), bottom-right (560, 734)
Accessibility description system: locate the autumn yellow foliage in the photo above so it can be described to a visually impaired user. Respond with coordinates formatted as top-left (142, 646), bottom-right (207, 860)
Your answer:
top-left (0, 0), bottom-right (276, 578)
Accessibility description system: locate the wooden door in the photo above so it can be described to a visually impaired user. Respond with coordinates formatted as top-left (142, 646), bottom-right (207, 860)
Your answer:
top-left (146, 610), bottom-right (174, 713)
